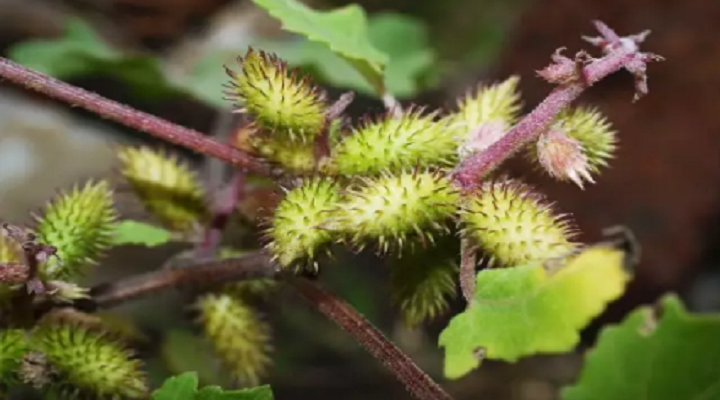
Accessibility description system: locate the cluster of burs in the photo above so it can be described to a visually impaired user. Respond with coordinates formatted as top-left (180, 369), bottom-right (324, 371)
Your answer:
top-left (0, 48), bottom-right (616, 399)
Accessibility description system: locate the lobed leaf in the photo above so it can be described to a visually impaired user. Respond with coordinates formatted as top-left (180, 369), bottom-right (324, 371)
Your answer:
top-left (439, 245), bottom-right (631, 379)
top-left (562, 295), bottom-right (720, 400)
top-left (250, 0), bottom-right (388, 93)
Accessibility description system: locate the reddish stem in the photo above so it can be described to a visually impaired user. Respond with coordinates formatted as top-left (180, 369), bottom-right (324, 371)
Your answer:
top-left (0, 57), bottom-right (273, 175)
top-left (292, 278), bottom-right (455, 400)
top-left (452, 21), bottom-right (662, 190)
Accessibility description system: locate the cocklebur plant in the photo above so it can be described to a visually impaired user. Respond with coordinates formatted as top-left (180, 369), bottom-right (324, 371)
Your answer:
top-left (0, 1), bottom-right (671, 398)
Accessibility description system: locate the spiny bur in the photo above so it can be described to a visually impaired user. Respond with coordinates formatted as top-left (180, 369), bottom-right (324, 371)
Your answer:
top-left (390, 253), bottom-right (458, 327)
top-left (555, 106), bottom-right (617, 174)
top-left (329, 170), bottom-right (458, 253)
top-left (531, 106), bottom-right (617, 188)
top-left (0, 329), bottom-right (28, 389)
top-left (35, 180), bottom-right (117, 281)
top-left (536, 128), bottom-right (594, 189)
top-left (225, 48), bottom-right (327, 142)
top-left (32, 315), bottom-right (147, 399)
top-left (196, 292), bottom-right (272, 387)
top-left (266, 178), bottom-right (340, 270)
top-left (117, 146), bottom-right (208, 233)
top-left (330, 108), bottom-right (458, 175)
top-left (460, 178), bottom-right (578, 266)
top-left (448, 76), bottom-right (522, 158)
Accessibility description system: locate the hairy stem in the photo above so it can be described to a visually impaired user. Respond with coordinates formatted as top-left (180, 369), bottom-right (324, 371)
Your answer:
top-left (291, 278), bottom-right (455, 400)
top-left (459, 236), bottom-right (477, 303)
top-left (85, 251), bottom-right (275, 310)
top-left (0, 57), bottom-right (273, 175)
top-left (452, 21), bottom-right (662, 190)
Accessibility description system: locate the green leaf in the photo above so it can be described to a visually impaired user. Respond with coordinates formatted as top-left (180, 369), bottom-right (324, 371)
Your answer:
top-left (562, 295), bottom-right (720, 400)
top-left (249, 0), bottom-right (389, 93)
top-left (9, 18), bottom-right (229, 107)
top-left (112, 220), bottom-right (173, 247)
top-left (257, 13), bottom-right (437, 97)
top-left (152, 372), bottom-right (273, 400)
top-left (439, 245), bottom-right (631, 379)
top-left (152, 373), bottom-right (199, 400)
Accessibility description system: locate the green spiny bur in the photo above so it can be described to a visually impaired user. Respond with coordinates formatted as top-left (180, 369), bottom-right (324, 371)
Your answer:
top-left (330, 170), bottom-right (458, 253)
top-left (459, 178), bottom-right (577, 266)
top-left (0, 329), bottom-right (28, 387)
top-left (555, 106), bottom-right (617, 174)
top-left (448, 76), bottom-right (521, 134)
top-left (32, 318), bottom-right (147, 399)
top-left (266, 177), bottom-right (340, 269)
top-left (117, 146), bottom-right (209, 233)
top-left (390, 247), bottom-right (458, 327)
top-left (331, 108), bottom-right (458, 175)
top-left (196, 292), bottom-right (273, 387)
top-left (36, 180), bottom-right (117, 281)
top-left (225, 48), bottom-right (327, 142)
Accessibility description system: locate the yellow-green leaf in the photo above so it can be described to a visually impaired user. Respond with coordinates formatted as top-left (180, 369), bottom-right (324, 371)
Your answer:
top-left (439, 245), bottom-right (631, 379)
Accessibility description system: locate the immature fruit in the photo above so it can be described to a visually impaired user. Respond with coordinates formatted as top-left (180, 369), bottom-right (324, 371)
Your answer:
top-left (266, 178), bottom-right (340, 270)
top-left (32, 317), bottom-right (147, 399)
top-left (225, 48), bottom-right (327, 142)
top-left (331, 109), bottom-right (457, 175)
top-left (537, 128), bottom-right (594, 189)
top-left (390, 249), bottom-right (458, 327)
top-left (555, 106), bottom-right (617, 174)
top-left (36, 180), bottom-right (117, 280)
top-left (330, 170), bottom-right (458, 253)
top-left (117, 146), bottom-right (208, 232)
top-left (448, 76), bottom-right (522, 156)
top-left (460, 178), bottom-right (577, 266)
top-left (252, 135), bottom-right (317, 174)
top-left (0, 329), bottom-right (28, 388)
top-left (196, 292), bottom-right (272, 386)
top-left (529, 107), bottom-right (617, 187)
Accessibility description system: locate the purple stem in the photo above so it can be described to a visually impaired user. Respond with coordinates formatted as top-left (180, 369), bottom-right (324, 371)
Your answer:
top-left (452, 21), bottom-right (663, 191)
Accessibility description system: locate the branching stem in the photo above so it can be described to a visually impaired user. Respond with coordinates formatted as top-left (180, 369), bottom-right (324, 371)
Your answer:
top-left (0, 57), bottom-right (274, 176)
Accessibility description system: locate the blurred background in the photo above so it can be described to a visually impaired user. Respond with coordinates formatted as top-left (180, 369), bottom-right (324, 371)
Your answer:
top-left (0, 0), bottom-right (718, 399)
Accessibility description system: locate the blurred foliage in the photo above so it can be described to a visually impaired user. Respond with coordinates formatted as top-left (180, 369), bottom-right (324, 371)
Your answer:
top-left (151, 372), bottom-right (273, 400)
top-left (256, 12), bottom-right (439, 98)
top-left (9, 19), bottom-right (194, 103)
top-left (562, 295), bottom-right (720, 400)
top-left (112, 220), bottom-right (174, 248)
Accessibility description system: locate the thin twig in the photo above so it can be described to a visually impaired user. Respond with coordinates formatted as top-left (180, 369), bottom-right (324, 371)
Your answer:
top-left (459, 236), bottom-right (477, 303)
top-left (0, 57), bottom-right (274, 176)
top-left (291, 278), bottom-right (455, 400)
top-left (85, 251), bottom-right (275, 310)
top-left (196, 171), bottom-right (246, 259)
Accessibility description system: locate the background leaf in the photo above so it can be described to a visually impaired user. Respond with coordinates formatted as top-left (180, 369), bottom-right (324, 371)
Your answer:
top-left (258, 13), bottom-right (437, 98)
top-left (9, 18), bottom-right (228, 107)
top-left (152, 372), bottom-right (273, 400)
top-left (562, 294), bottom-right (720, 400)
top-left (249, 0), bottom-right (389, 94)
top-left (112, 220), bottom-right (174, 247)
top-left (439, 245), bottom-right (631, 379)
